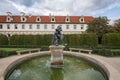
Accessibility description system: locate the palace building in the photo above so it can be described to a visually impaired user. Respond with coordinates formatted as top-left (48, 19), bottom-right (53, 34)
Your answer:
top-left (0, 12), bottom-right (94, 37)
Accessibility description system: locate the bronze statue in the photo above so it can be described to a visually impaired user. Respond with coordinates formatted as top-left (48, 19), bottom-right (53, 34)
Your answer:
top-left (52, 25), bottom-right (64, 46)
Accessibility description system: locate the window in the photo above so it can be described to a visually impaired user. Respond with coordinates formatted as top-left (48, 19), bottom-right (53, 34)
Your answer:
top-left (74, 25), bottom-right (76, 29)
top-left (51, 17), bottom-right (55, 22)
top-left (0, 24), bottom-right (2, 29)
top-left (81, 25), bottom-right (84, 29)
top-left (44, 24), bottom-right (47, 29)
top-left (21, 17), bottom-right (26, 22)
top-left (22, 24), bottom-right (25, 29)
top-left (29, 24), bottom-right (32, 29)
top-left (37, 24), bottom-right (40, 29)
top-left (51, 25), bottom-right (55, 29)
top-left (14, 24), bottom-right (17, 29)
top-left (65, 17), bottom-right (70, 22)
top-left (7, 24), bottom-right (10, 29)
top-left (79, 17), bottom-right (84, 23)
top-left (36, 17), bottom-right (41, 22)
top-left (66, 25), bottom-right (69, 29)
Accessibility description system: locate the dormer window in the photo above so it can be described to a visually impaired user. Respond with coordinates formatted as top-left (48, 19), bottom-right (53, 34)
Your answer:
top-left (79, 16), bottom-right (84, 23)
top-left (65, 17), bottom-right (70, 22)
top-left (6, 12), bottom-right (13, 22)
top-left (21, 17), bottom-right (27, 22)
top-left (36, 17), bottom-right (41, 22)
top-left (6, 16), bottom-right (13, 22)
top-left (51, 17), bottom-right (55, 22)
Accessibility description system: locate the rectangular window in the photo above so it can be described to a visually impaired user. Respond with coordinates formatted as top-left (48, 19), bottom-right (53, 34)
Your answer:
top-left (37, 24), bottom-right (40, 29)
top-left (44, 24), bottom-right (47, 29)
top-left (7, 24), bottom-right (10, 29)
top-left (0, 24), bottom-right (2, 29)
top-left (22, 24), bottom-right (25, 29)
top-left (74, 25), bottom-right (76, 29)
top-left (14, 24), bottom-right (17, 29)
top-left (81, 25), bottom-right (84, 29)
top-left (66, 25), bottom-right (69, 29)
top-left (29, 24), bottom-right (32, 29)
top-left (51, 25), bottom-right (55, 29)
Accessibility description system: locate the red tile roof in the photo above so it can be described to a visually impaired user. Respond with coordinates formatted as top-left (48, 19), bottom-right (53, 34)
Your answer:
top-left (0, 15), bottom-right (94, 23)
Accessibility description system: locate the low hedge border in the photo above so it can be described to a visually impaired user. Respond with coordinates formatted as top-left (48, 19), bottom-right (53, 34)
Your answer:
top-left (92, 49), bottom-right (120, 57)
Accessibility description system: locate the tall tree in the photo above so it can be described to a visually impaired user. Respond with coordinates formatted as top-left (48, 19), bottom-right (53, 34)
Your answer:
top-left (113, 19), bottom-right (120, 32)
top-left (87, 16), bottom-right (109, 44)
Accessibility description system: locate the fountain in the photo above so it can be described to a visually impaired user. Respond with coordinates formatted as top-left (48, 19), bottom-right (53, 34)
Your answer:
top-left (50, 25), bottom-right (65, 68)
top-left (4, 25), bottom-right (108, 80)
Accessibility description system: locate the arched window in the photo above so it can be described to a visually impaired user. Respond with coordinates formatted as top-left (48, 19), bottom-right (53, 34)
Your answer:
top-left (51, 17), bottom-right (55, 22)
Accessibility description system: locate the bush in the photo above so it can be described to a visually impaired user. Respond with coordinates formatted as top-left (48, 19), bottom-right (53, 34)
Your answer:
top-left (0, 34), bottom-right (8, 45)
top-left (0, 50), bottom-right (16, 58)
top-left (92, 48), bottom-right (120, 57)
top-left (79, 33), bottom-right (98, 48)
top-left (102, 33), bottom-right (120, 47)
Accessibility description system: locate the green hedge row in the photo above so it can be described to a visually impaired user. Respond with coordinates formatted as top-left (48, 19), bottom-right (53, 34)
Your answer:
top-left (92, 49), bottom-right (120, 57)
top-left (102, 33), bottom-right (120, 47)
top-left (0, 34), bottom-right (98, 48)
top-left (0, 34), bottom-right (8, 45)
top-left (79, 33), bottom-right (98, 48)
top-left (0, 50), bottom-right (16, 58)
top-left (1, 33), bottom-right (120, 48)
top-left (10, 35), bottom-right (53, 46)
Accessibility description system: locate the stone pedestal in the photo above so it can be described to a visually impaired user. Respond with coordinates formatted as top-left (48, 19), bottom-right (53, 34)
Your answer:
top-left (49, 45), bottom-right (64, 67)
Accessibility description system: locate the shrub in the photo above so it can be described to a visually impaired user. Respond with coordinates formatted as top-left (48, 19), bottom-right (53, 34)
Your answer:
top-left (79, 33), bottom-right (98, 48)
top-left (102, 33), bottom-right (120, 47)
top-left (92, 48), bottom-right (120, 57)
top-left (0, 34), bottom-right (8, 45)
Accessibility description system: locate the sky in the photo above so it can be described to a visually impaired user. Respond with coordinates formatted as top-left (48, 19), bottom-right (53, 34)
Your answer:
top-left (0, 0), bottom-right (120, 24)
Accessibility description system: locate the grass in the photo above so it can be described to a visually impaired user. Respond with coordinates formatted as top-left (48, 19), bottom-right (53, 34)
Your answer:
top-left (0, 48), bottom-right (30, 51)
top-left (111, 49), bottom-right (120, 51)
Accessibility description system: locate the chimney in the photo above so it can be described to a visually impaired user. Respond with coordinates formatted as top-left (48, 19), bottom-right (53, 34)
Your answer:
top-left (20, 12), bottom-right (25, 16)
top-left (7, 12), bottom-right (12, 16)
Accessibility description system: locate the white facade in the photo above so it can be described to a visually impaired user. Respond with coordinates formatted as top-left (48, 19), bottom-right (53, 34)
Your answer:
top-left (0, 23), bottom-right (87, 35)
top-left (0, 13), bottom-right (94, 36)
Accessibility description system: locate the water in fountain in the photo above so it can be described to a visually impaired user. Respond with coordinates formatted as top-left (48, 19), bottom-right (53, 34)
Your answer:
top-left (6, 56), bottom-right (107, 80)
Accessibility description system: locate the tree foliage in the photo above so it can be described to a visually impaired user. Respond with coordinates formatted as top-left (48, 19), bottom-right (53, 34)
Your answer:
top-left (87, 16), bottom-right (109, 44)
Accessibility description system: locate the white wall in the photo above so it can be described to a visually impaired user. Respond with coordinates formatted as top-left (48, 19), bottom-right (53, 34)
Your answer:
top-left (0, 23), bottom-right (88, 35)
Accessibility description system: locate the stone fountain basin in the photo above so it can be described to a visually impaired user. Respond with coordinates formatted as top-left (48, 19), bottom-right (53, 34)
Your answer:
top-left (1, 51), bottom-right (113, 80)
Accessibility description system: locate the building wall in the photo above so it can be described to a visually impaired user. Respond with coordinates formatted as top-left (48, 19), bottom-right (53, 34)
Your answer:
top-left (0, 23), bottom-right (87, 35)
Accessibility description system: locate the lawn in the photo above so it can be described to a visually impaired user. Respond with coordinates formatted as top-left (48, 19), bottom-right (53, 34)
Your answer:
top-left (0, 48), bottom-right (30, 51)
top-left (111, 49), bottom-right (120, 52)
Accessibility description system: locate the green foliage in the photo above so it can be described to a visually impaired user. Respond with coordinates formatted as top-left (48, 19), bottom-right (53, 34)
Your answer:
top-left (0, 34), bottom-right (8, 45)
top-left (79, 33), bottom-right (98, 48)
top-left (87, 17), bottom-right (109, 44)
top-left (0, 50), bottom-right (16, 58)
top-left (92, 48), bottom-right (120, 57)
top-left (102, 33), bottom-right (120, 46)
top-left (64, 34), bottom-right (80, 47)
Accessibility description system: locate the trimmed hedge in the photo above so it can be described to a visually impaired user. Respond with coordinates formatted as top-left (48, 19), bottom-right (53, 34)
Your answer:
top-left (10, 34), bottom-right (53, 47)
top-left (0, 34), bottom-right (8, 45)
top-left (0, 50), bottom-right (16, 58)
top-left (102, 33), bottom-right (120, 47)
top-left (0, 34), bottom-right (98, 48)
top-left (92, 49), bottom-right (120, 57)
top-left (79, 33), bottom-right (98, 48)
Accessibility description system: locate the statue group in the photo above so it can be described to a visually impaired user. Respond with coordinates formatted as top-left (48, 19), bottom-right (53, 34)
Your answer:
top-left (52, 25), bottom-right (64, 46)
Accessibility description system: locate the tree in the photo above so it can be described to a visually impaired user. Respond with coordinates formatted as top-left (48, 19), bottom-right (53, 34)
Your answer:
top-left (87, 16), bottom-right (109, 44)
top-left (113, 19), bottom-right (120, 32)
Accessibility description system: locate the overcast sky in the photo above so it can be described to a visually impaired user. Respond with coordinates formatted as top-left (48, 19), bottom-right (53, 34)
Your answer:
top-left (0, 0), bottom-right (120, 24)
